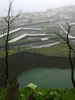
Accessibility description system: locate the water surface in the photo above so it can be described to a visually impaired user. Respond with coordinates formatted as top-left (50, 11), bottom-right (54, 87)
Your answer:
top-left (18, 68), bottom-right (75, 88)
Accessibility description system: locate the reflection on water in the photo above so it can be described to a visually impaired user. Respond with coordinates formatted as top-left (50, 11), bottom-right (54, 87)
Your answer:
top-left (18, 68), bottom-right (75, 88)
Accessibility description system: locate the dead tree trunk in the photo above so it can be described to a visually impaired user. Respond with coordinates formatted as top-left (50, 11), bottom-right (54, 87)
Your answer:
top-left (66, 26), bottom-right (75, 88)
top-left (5, 24), bottom-right (10, 88)
top-left (56, 23), bottom-right (75, 88)
top-left (3, 0), bottom-right (20, 88)
top-left (68, 48), bottom-right (75, 88)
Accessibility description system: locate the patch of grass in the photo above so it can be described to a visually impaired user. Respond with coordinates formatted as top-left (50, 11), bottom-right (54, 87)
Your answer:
top-left (0, 50), bottom-right (5, 58)
top-left (26, 43), bottom-right (69, 57)
top-left (0, 42), bottom-right (73, 58)
top-left (0, 50), bottom-right (19, 58)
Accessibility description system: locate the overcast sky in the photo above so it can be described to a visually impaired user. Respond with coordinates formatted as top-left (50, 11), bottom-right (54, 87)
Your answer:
top-left (0, 0), bottom-right (75, 16)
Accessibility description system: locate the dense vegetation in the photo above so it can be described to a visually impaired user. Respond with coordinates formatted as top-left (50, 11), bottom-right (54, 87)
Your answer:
top-left (0, 83), bottom-right (75, 100)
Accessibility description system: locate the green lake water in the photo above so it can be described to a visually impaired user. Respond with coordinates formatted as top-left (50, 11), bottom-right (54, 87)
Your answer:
top-left (18, 68), bottom-right (75, 88)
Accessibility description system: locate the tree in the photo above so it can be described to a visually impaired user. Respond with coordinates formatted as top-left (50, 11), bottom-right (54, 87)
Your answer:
top-left (2, 0), bottom-right (20, 88)
top-left (56, 22), bottom-right (75, 88)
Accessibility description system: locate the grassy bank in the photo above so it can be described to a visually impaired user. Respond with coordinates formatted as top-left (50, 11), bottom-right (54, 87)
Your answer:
top-left (25, 42), bottom-right (69, 57)
top-left (0, 50), bottom-right (19, 58)
top-left (0, 43), bottom-right (70, 58)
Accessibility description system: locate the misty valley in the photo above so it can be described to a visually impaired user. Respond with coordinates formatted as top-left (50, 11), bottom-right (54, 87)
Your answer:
top-left (0, 2), bottom-right (75, 100)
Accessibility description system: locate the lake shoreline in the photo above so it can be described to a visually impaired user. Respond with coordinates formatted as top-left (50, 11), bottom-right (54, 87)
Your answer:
top-left (0, 51), bottom-right (73, 88)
